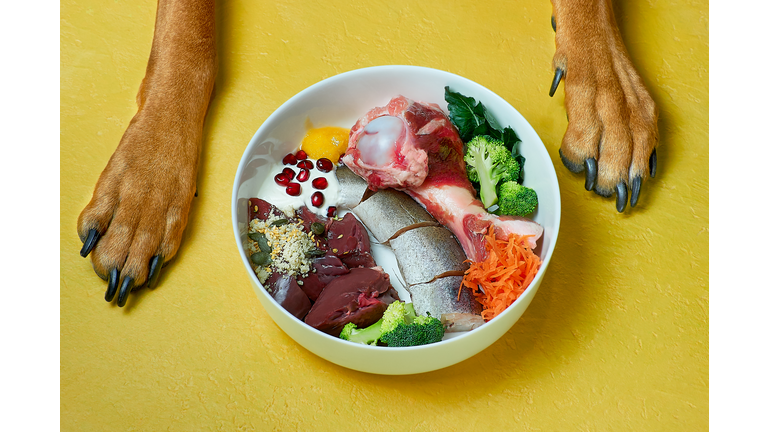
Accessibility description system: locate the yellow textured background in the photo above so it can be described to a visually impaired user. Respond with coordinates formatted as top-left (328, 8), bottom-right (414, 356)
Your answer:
top-left (60, 0), bottom-right (708, 430)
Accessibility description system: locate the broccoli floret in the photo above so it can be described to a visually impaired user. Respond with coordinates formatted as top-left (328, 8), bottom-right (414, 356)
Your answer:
top-left (495, 181), bottom-right (538, 216)
top-left (464, 136), bottom-right (519, 208)
top-left (339, 302), bottom-right (444, 347)
top-left (339, 319), bottom-right (383, 346)
top-left (380, 314), bottom-right (445, 347)
top-left (340, 301), bottom-right (416, 346)
top-left (380, 301), bottom-right (416, 333)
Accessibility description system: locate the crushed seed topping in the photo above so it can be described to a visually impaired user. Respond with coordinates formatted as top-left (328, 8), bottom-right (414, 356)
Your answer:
top-left (248, 210), bottom-right (314, 281)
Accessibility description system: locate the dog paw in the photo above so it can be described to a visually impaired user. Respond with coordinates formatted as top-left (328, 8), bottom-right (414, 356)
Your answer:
top-left (77, 113), bottom-right (200, 307)
top-left (549, 2), bottom-right (658, 212)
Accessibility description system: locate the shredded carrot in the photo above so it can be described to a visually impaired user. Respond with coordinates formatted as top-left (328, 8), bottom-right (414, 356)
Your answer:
top-left (460, 226), bottom-right (542, 321)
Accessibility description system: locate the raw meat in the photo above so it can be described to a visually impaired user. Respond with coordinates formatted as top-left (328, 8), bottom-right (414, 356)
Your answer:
top-left (297, 255), bottom-right (349, 302)
top-left (341, 96), bottom-right (543, 262)
top-left (326, 213), bottom-right (376, 269)
top-left (304, 267), bottom-right (400, 337)
top-left (264, 273), bottom-right (312, 320)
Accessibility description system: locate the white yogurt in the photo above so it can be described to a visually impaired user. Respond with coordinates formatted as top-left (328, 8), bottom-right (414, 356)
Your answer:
top-left (255, 158), bottom-right (340, 217)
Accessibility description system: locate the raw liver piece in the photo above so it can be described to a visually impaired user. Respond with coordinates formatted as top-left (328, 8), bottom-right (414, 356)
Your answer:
top-left (327, 213), bottom-right (376, 268)
top-left (248, 197), bottom-right (285, 222)
top-left (297, 255), bottom-right (349, 302)
top-left (296, 273), bottom-right (325, 304)
top-left (304, 267), bottom-right (400, 337)
top-left (295, 206), bottom-right (330, 251)
top-left (312, 255), bottom-right (350, 284)
top-left (264, 273), bottom-right (312, 320)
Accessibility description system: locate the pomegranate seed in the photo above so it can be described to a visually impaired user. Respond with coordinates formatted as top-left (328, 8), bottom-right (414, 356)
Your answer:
top-left (282, 167), bottom-right (296, 181)
top-left (282, 153), bottom-right (297, 165)
top-left (285, 182), bottom-right (301, 196)
top-left (297, 169), bottom-right (310, 182)
top-left (312, 177), bottom-right (328, 190)
top-left (317, 158), bottom-right (333, 173)
top-left (311, 192), bottom-right (324, 207)
top-left (297, 160), bottom-right (314, 170)
top-left (296, 150), bottom-right (308, 160)
top-left (326, 206), bottom-right (337, 217)
top-left (274, 173), bottom-right (290, 187)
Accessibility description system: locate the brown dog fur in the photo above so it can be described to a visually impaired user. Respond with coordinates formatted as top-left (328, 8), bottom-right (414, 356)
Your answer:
top-left (78, 0), bottom-right (658, 305)
top-left (551, 0), bottom-right (658, 197)
top-left (77, 0), bottom-right (216, 291)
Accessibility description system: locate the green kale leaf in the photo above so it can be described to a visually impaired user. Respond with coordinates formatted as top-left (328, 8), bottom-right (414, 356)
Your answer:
top-left (444, 86), bottom-right (525, 174)
top-left (444, 87), bottom-right (487, 143)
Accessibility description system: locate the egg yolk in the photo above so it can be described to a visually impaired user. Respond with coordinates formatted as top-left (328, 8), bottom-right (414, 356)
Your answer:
top-left (300, 127), bottom-right (350, 162)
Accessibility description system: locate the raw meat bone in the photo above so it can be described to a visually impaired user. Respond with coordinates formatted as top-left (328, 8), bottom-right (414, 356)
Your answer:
top-left (408, 179), bottom-right (544, 262)
top-left (342, 95), bottom-right (543, 262)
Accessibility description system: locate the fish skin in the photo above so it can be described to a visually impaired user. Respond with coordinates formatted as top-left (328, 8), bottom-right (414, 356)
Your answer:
top-left (338, 162), bottom-right (484, 324)
top-left (352, 189), bottom-right (439, 244)
top-left (335, 165), bottom-right (370, 210)
top-left (407, 276), bottom-right (482, 318)
top-left (390, 226), bottom-right (469, 286)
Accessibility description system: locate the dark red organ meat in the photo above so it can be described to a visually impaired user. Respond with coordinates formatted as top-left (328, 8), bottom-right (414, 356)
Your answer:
top-left (327, 213), bottom-right (376, 269)
top-left (248, 197), bottom-right (286, 222)
top-left (264, 273), bottom-right (311, 320)
top-left (248, 197), bottom-right (386, 327)
top-left (295, 206), bottom-right (330, 251)
top-left (304, 267), bottom-right (400, 337)
top-left (297, 255), bottom-right (349, 302)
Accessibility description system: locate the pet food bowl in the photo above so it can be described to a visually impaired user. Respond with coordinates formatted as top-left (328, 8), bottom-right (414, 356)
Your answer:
top-left (231, 65), bottom-right (561, 375)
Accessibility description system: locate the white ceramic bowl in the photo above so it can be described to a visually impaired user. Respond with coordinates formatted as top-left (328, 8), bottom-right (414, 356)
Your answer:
top-left (232, 65), bottom-right (561, 375)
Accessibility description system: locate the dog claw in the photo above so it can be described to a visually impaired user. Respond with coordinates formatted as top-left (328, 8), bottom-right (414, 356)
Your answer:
top-left (584, 158), bottom-right (597, 191)
top-left (616, 181), bottom-right (628, 213)
top-left (117, 277), bottom-right (134, 308)
top-left (630, 176), bottom-right (642, 208)
top-left (105, 268), bottom-right (119, 302)
top-left (549, 68), bottom-right (564, 97)
top-left (551, 16), bottom-right (556, 31)
top-left (80, 229), bottom-right (100, 258)
top-left (649, 149), bottom-right (657, 178)
top-left (147, 255), bottom-right (164, 289)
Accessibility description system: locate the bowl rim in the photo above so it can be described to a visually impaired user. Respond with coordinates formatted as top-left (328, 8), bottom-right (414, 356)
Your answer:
top-left (231, 64), bottom-right (561, 352)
